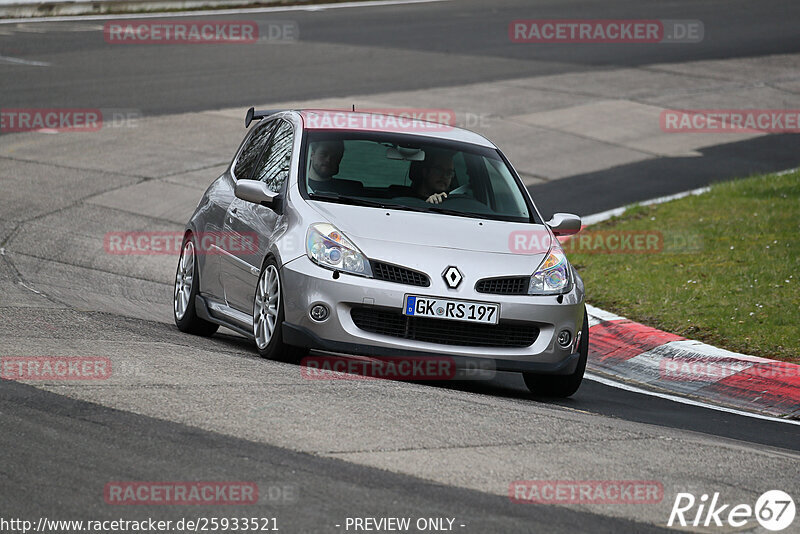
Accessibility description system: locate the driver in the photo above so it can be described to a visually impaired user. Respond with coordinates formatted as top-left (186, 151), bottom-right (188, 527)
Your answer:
top-left (408, 149), bottom-right (455, 204)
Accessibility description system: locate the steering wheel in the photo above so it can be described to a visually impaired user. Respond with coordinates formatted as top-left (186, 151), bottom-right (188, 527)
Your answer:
top-left (440, 194), bottom-right (492, 211)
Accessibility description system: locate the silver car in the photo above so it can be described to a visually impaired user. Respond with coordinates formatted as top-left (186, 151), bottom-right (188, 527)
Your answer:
top-left (174, 109), bottom-right (588, 396)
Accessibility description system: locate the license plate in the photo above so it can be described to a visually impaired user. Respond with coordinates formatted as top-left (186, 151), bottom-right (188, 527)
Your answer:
top-left (403, 295), bottom-right (499, 324)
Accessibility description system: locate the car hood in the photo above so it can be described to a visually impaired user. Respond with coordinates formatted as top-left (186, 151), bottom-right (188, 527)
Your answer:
top-left (306, 201), bottom-right (554, 255)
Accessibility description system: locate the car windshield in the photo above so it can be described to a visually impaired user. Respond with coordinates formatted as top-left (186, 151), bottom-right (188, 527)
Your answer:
top-left (301, 130), bottom-right (535, 223)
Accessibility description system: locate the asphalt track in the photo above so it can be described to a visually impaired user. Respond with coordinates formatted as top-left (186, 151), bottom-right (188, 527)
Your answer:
top-left (1, 0), bottom-right (799, 532)
top-left (2, 0), bottom-right (800, 114)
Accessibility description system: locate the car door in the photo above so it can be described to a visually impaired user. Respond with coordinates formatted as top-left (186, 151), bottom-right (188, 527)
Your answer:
top-left (204, 120), bottom-right (276, 302)
top-left (222, 118), bottom-right (294, 313)
top-left (193, 120), bottom-right (272, 300)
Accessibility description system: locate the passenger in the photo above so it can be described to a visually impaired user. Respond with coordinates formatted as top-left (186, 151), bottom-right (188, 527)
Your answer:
top-left (307, 140), bottom-right (364, 196)
top-left (309, 140), bottom-right (344, 184)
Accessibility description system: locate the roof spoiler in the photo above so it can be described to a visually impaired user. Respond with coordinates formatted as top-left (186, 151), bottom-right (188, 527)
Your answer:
top-left (245, 107), bottom-right (282, 128)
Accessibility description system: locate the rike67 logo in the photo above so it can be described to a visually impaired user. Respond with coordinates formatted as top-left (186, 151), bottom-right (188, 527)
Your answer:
top-left (668, 490), bottom-right (795, 531)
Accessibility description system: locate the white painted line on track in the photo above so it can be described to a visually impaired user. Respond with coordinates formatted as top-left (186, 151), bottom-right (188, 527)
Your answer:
top-left (18, 280), bottom-right (44, 295)
top-left (585, 372), bottom-right (800, 426)
top-left (0, 54), bottom-right (50, 66)
top-left (582, 167), bottom-right (798, 227)
top-left (581, 186), bottom-right (710, 226)
top-left (0, 0), bottom-right (450, 24)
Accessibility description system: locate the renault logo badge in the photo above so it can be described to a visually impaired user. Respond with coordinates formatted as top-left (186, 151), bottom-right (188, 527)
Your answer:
top-left (442, 266), bottom-right (463, 289)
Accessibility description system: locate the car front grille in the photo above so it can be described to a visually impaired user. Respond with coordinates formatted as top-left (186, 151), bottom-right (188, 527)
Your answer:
top-left (475, 276), bottom-right (530, 295)
top-left (370, 261), bottom-right (430, 287)
top-left (350, 307), bottom-right (538, 348)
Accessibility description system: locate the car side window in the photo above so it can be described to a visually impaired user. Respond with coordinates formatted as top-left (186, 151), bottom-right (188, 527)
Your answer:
top-left (253, 120), bottom-right (294, 193)
top-left (233, 121), bottom-right (276, 180)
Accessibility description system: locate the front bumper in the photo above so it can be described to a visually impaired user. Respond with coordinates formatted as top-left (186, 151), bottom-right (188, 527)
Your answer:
top-left (280, 256), bottom-right (585, 375)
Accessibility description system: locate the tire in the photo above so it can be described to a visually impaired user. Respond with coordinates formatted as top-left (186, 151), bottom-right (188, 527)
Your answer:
top-left (174, 234), bottom-right (219, 337)
top-left (252, 257), bottom-right (307, 362)
top-left (523, 306), bottom-right (589, 398)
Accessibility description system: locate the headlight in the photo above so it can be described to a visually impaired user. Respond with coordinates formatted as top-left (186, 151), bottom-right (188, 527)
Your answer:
top-left (528, 246), bottom-right (570, 295)
top-left (306, 223), bottom-right (372, 277)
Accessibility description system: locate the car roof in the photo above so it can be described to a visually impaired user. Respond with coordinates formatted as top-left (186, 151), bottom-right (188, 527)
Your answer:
top-left (283, 109), bottom-right (496, 148)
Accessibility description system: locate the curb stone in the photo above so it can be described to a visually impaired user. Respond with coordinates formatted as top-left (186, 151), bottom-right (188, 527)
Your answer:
top-left (585, 304), bottom-right (800, 420)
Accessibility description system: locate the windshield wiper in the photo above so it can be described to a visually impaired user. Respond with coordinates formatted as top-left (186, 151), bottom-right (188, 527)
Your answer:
top-left (308, 193), bottom-right (493, 219)
top-left (308, 193), bottom-right (427, 212)
top-left (424, 206), bottom-right (492, 219)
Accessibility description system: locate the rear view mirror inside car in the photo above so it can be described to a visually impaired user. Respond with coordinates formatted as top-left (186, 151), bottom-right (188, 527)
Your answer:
top-left (386, 146), bottom-right (425, 161)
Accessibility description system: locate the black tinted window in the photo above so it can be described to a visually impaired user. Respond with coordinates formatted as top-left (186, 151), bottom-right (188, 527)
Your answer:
top-left (234, 121), bottom-right (276, 180)
top-left (254, 120), bottom-right (294, 192)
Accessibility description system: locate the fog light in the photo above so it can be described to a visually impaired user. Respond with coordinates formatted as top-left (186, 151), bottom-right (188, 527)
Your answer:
top-left (557, 329), bottom-right (572, 348)
top-left (310, 304), bottom-right (329, 322)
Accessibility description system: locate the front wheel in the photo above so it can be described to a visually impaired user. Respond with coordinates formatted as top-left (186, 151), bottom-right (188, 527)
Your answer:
top-left (523, 307), bottom-right (589, 398)
top-left (253, 258), bottom-right (307, 362)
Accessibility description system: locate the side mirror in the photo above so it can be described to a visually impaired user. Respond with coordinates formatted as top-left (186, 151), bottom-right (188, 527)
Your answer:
top-left (547, 213), bottom-right (582, 236)
top-left (235, 180), bottom-right (279, 207)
